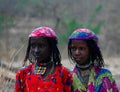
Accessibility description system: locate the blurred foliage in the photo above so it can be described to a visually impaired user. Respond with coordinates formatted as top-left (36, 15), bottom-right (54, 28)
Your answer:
top-left (0, 15), bottom-right (15, 59)
top-left (15, 0), bottom-right (48, 17)
top-left (58, 18), bottom-right (84, 45)
top-left (86, 5), bottom-right (104, 34)
top-left (0, 15), bottom-right (14, 36)
top-left (58, 5), bottom-right (104, 46)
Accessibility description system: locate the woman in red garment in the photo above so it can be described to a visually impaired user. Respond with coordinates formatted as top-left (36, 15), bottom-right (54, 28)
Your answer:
top-left (14, 26), bottom-right (72, 92)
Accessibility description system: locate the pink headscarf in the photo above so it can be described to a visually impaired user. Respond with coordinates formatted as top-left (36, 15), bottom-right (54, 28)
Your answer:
top-left (29, 26), bottom-right (58, 43)
top-left (29, 26), bottom-right (57, 38)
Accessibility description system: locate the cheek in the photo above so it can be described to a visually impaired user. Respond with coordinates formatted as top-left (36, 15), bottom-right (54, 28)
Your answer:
top-left (46, 49), bottom-right (51, 56)
top-left (84, 51), bottom-right (90, 59)
top-left (71, 50), bottom-right (75, 56)
top-left (30, 48), bottom-right (34, 54)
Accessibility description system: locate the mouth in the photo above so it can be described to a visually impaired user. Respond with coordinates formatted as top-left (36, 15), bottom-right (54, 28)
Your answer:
top-left (33, 53), bottom-right (40, 58)
top-left (74, 57), bottom-right (82, 61)
top-left (34, 55), bottom-right (40, 60)
top-left (35, 55), bottom-right (39, 58)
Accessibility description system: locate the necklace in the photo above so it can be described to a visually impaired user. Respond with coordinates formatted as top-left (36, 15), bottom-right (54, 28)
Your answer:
top-left (76, 66), bottom-right (91, 87)
top-left (35, 66), bottom-right (47, 75)
top-left (35, 61), bottom-right (53, 75)
top-left (76, 61), bottom-right (92, 69)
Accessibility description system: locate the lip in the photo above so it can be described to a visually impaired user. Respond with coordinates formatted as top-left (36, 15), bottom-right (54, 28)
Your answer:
top-left (74, 57), bottom-right (82, 61)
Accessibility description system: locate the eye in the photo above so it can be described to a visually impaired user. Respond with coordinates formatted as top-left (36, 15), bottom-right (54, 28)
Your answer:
top-left (79, 47), bottom-right (85, 50)
top-left (38, 44), bottom-right (44, 48)
top-left (71, 47), bottom-right (76, 51)
top-left (31, 44), bottom-right (36, 48)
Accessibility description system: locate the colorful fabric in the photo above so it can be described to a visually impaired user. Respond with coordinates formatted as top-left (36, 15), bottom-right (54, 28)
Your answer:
top-left (29, 26), bottom-right (58, 43)
top-left (69, 28), bottom-right (98, 42)
top-left (14, 64), bottom-right (72, 92)
top-left (72, 66), bottom-right (119, 92)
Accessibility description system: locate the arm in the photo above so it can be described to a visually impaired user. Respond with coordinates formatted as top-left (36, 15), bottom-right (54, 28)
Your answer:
top-left (14, 70), bottom-right (23, 92)
top-left (14, 68), bottom-right (27, 92)
top-left (95, 68), bottom-right (119, 92)
top-left (62, 67), bottom-right (73, 92)
top-left (101, 77), bottom-right (119, 92)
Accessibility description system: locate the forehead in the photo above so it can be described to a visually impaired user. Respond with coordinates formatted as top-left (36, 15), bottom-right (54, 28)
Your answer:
top-left (71, 40), bottom-right (88, 46)
top-left (30, 37), bottom-right (48, 43)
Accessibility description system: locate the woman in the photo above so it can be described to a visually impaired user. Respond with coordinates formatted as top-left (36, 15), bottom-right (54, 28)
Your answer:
top-left (68, 28), bottom-right (119, 92)
top-left (15, 26), bottom-right (72, 92)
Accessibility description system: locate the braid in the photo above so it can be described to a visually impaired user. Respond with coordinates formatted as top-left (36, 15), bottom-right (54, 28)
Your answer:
top-left (47, 38), bottom-right (61, 66)
top-left (86, 40), bottom-right (104, 67)
top-left (23, 38), bottom-right (31, 66)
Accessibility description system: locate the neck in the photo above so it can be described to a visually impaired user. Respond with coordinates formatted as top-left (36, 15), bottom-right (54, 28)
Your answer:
top-left (36, 61), bottom-right (53, 67)
top-left (76, 61), bottom-right (92, 70)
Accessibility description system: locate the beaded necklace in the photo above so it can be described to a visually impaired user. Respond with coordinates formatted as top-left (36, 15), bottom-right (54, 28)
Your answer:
top-left (76, 63), bottom-right (91, 86)
top-left (35, 66), bottom-right (47, 75)
top-left (34, 61), bottom-right (53, 75)
top-left (78, 68), bottom-right (90, 86)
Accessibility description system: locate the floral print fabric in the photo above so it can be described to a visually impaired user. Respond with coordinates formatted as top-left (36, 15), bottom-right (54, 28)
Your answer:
top-left (14, 64), bottom-right (72, 92)
top-left (72, 66), bottom-right (119, 92)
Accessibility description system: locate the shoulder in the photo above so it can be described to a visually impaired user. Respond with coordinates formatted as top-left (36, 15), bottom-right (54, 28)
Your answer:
top-left (99, 68), bottom-right (111, 73)
top-left (16, 64), bottom-right (33, 76)
top-left (95, 67), bottom-right (115, 82)
top-left (56, 65), bottom-right (72, 76)
top-left (57, 65), bottom-right (71, 72)
top-left (56, 65), bottom-right (72, 84)
top-left (96, 67), bottom-right (112, 76)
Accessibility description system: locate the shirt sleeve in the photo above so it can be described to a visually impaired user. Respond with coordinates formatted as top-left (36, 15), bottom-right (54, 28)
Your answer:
top-left (14, 70), bottom-right (23, 92)
top-left (95, 68), bottom-right (119, 92)
top-left (62, 66), bottom-right (73, 92)
top-left (100, 77), bottom-right (119, 92)
top-left (14, 69), bottom-right (27, 92)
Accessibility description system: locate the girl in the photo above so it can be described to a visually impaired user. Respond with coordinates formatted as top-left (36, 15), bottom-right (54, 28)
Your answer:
top-left (14, 26), bottom-right (72, 92)
top-left (68, 28), bottom-right (119, 92)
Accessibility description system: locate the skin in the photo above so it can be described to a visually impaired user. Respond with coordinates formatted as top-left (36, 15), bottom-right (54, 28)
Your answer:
top-left (30, 37), bottom-right (51, 64)
top-left (70, 40), bottom-right (90, 66)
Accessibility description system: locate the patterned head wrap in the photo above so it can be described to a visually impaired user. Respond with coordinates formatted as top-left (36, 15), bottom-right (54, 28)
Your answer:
top-left (69, 28), bottom-right (98, 42)
top-left (29, 26), bottom-right (58, 43)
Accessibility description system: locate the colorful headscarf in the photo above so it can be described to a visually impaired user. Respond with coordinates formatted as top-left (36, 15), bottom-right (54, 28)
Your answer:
top-left (69, 28), bottom-right (98, 42)
top-left (29, 26), bottom-right (58, 43)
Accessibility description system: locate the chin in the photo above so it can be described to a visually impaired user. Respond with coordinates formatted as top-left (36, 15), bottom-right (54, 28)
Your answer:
top-left (75, 60), bottom-right (84, 65)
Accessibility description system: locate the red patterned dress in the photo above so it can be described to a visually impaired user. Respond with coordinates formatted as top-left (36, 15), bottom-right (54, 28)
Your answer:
top-left (14, 64), bottom-right (72, 92)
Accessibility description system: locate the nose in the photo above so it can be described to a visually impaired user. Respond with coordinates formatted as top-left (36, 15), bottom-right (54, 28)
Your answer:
top-left (34, 47), bottom-right (40, 58)
top-left (75, 49), bottom-right (80, 55)
top-left (34, 46), bottom-right (39, 53)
